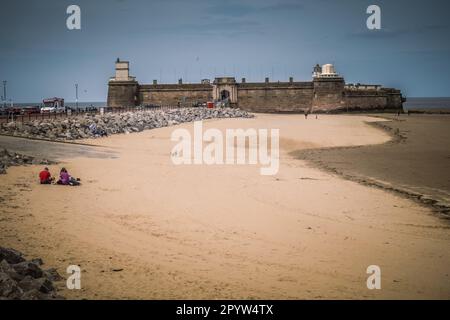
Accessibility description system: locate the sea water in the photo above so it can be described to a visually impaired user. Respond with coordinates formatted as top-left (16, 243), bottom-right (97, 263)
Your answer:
top-left (404, 97), bottom-right (450, 111)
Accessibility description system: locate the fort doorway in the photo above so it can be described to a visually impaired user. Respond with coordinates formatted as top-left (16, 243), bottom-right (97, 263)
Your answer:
top-left (220, 90), bottom-right (230, 101)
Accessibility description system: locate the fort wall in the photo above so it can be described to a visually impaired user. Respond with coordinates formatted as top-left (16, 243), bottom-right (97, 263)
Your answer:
top-left (342, 88), bottom-right (403, 112)
top-left (139, 84), bottom-right (212, 106)
top-left (106, 61), bottom-right (404, 113)
top-left (237, 82), bottom-right (313, 113)
top-left (107, 81), bottom-right (139, 107)
top-left (312, 78), bottom-right (345, 111)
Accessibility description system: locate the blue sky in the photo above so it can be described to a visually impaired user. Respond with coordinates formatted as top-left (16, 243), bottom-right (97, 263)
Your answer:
top-left (0, 0), bottom-right (449, 102)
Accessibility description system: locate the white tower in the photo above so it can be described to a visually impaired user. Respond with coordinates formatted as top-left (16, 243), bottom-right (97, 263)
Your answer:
top-left (110, 58), bottom-right (135, 82)
top-left (319, 64), bottom-right (339, 78)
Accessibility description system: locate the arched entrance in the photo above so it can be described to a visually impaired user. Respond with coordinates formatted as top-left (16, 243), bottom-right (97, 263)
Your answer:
top-left (220, 90), bottom-right (230, 101)
top-left (212, 77), bottom-right (237, 105)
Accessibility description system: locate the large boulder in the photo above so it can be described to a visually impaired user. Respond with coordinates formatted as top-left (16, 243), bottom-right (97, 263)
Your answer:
top-left (18, 276), bottom-right (54, 294)
top-left (11, 261), bottom-right (44, 279)
top-left (0, 272), bottom-right (23, 299)
top-left (0, 260), bottom-right (23, 282)
top-left (0, 247), bottom-right (64, 300)
top-left (43, 268), bottom-right (63, 282)
top-left (0, 247), bottom-right (26, 264)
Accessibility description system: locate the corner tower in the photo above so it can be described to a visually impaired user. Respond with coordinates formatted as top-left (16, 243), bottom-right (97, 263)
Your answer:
top-left (107, 58), bottom-right (139, 107)
top-left (312, 63), bottom-right (345, 111)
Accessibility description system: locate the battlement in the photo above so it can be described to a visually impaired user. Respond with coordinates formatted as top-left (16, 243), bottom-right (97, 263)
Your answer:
top-left (140, 83), bottom-right (212, 90)
top-left (238, 81), bottom-right (313, 89)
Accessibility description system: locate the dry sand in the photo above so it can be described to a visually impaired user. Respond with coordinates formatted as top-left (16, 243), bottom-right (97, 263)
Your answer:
top-left (0, 114), bottom-right (449, 299)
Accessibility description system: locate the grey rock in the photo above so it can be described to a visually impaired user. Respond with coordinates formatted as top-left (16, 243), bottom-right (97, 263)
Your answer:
top-left (0, 272), bottom-right (23, 299)
top-left (0, 259), bottom-right (23, 282)
top-left (43, 268), bottom-right (63, 282)
top-left (0, 260), bottom-right (12, 273)
top-left (0, 107), bottom-right (253, 142)
top-left (11, 261), bottom-right (44, 279)
top-left (0, 247), bottom-right (64, 300)
top-left (18, 276), bottom-right (54, 294)
top-left (31, 258), bottom-right (44, 266)
top-left (20, 289), bottom-right (48, 300)
top-left (0, 247), bottom-right (26, 264)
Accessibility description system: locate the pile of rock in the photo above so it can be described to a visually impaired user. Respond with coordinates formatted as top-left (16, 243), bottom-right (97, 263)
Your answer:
top-left (0, 247), bottom-right (64, 300)
top-left (0, 107), bottom-right (254, 141)
top-left (0, 149), bottom-right (54, 174)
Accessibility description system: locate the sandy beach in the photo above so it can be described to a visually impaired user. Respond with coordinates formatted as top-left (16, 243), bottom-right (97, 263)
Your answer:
top-left (1, 114), bottom-right (449, 299)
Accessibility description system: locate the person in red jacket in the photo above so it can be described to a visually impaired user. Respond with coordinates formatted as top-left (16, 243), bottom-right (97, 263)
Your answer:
top-left (39, 167), bottom-right (54, 184)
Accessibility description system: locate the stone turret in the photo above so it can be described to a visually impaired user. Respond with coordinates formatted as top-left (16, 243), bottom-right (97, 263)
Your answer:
top-left (107, 58), bottom-right (139, 107)
top-left (312, 64), bottom-right (345, 111)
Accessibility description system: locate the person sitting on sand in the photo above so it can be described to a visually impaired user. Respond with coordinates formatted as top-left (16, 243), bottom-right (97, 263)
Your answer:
top-left (39, 167), bottom-right (54, 184)
top-left (56, 168), bottom-right (70, 185)
top-left (57, 168), bottom-right (81, 186)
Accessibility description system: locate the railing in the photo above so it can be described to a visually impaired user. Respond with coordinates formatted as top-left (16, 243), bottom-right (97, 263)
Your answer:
top-left (0, 111), bottom-right (78, 124)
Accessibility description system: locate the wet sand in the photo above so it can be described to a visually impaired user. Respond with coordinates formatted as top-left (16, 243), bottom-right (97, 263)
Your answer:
top-left (0, 134), bottom-right (117, 160)
top-left (293, 114), bottom-right (450, 214)
top-left (0, 114), bottom-right (449, 299)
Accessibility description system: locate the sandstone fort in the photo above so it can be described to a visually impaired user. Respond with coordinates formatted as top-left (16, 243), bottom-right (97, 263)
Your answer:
top-left (107, 59), bottom-right (405, 113)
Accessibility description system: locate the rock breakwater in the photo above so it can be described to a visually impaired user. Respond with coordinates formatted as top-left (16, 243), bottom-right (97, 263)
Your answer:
top-left (0, 107), bottom-right (253, 141)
